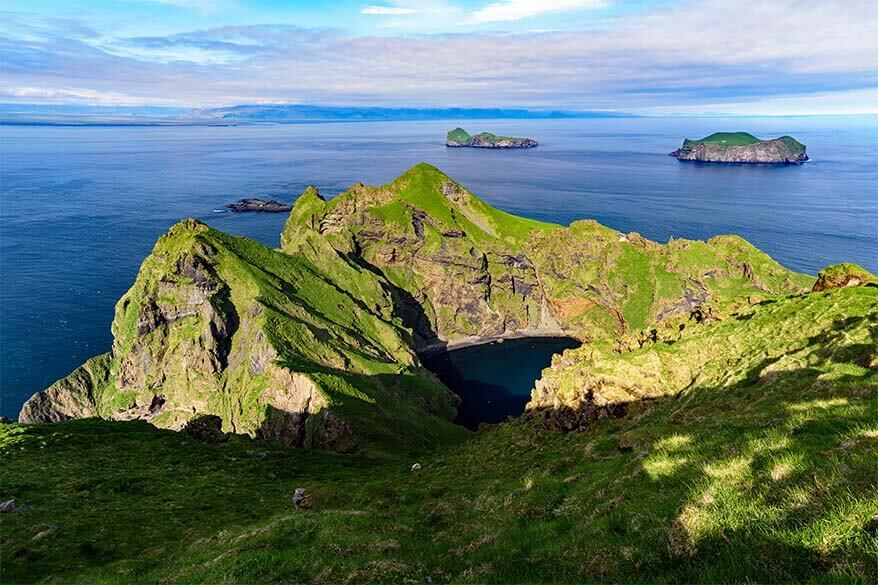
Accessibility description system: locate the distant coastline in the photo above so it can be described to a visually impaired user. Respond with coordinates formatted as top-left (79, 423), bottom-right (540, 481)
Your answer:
top-left (0, 103), bottom-right (635, 126)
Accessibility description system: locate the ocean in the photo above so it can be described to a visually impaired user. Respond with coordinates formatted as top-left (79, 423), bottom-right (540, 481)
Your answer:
top-left (1, 116), bottom-right (876, 418)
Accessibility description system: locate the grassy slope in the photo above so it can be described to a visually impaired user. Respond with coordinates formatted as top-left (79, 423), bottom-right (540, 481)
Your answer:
top-left (529, 222), bottom-right (813, 339)
top-left (683, 132), bottom-right (806, 155)
top-left (75, 218), bottom-right (467, 454)
top-left (472, 132), bottom-right (528, 142)
top-left (284, 164), bottom-right (812, 344)
top-left (446, 127), bottom-right (471, 143)
top-left (283, 164), bottom-right (562, 340)
top-left (446, 129), bottom-right (529, 144)
top-left (3, 285), bottom-right (876, 584)
top-left (687, 132), bottom-right (763, 146)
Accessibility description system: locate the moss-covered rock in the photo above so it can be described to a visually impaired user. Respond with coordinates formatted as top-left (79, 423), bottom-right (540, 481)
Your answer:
top-left (529, 284), bottom-right (877, 416)
top-left (812, 263), bottom-right (876, 292)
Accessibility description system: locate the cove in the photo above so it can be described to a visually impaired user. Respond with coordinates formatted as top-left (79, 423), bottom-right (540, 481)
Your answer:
top-left (422, 337), bottom-right (581, 430)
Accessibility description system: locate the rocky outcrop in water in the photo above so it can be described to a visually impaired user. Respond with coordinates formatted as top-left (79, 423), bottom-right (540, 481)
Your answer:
top-left (669, 132), bottom-right (808, 164)
top-left (446, 128), bottom-right (538, 149)
top-left (227, 198), bottom-right (292, 212)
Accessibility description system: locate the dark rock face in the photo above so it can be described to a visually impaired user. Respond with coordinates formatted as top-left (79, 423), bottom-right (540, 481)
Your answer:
top-left (669, 138), bottom-right (808, 164)
top-left (183, 414), bottom-right (229, 443)
top-left (527, 393), bottom-right (630, 434)
top-left (227, 199), bottom-right (293, 213)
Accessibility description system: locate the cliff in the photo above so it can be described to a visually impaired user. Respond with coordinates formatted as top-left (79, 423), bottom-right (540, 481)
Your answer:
top-left (669, 132), bottom-right (809, 164)
top-left (19, 217), bottom-right (467, 453)
top-left (446, 127), bottom-right (538, 148)
top-left (282, 164), bottom-right (812, 349)
top-left (22, 163), bottom-right (816, 450)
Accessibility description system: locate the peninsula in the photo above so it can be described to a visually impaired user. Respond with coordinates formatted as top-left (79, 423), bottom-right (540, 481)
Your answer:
top-left (446, 127), bottom-right (538, 148)
top-left (7, 164), bottom-right (876, 584)
top-left (669, 132), bottom-right (809, 164)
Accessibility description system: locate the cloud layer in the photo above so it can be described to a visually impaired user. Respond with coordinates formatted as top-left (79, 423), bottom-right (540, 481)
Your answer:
top-left (1, 0), bottom-right (876, 113)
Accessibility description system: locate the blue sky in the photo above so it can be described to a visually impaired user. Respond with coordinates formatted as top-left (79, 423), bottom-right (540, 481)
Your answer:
top-left (1, 0), bottom-right (877, 114)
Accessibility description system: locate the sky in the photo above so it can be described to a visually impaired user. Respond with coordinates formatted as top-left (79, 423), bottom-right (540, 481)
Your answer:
top-left (1, 0), bottom-right (877, 115)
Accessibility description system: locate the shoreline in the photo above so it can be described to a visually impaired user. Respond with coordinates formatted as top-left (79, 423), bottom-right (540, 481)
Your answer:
top-left (416, 329), bottom-right (580, 358)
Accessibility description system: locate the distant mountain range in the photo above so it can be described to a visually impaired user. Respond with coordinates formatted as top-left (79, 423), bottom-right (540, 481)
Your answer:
top-left (0, 103), bottom-right (635, 125)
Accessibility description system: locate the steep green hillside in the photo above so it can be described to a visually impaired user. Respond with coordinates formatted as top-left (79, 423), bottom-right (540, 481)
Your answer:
top-left (23, 163), bottom-right (815, 454)
top-left (685, 132), bottom-right (762, 146)
top-left (2, 283), bottom-right (875, 583)
top-left (446, 127), bottom-right (471, 144)
top-left (20, 218), bottom-right (467, 454)
top-left (282, 163), bottom-right (811, 346)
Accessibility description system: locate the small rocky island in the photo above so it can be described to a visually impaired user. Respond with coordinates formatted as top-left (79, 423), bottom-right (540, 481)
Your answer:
top-left (227, 198), bottom-right (293, 212)
top-left (446, 127), bottom-right (538, 149)
top-left (669, 132), bottom-right (808, 164)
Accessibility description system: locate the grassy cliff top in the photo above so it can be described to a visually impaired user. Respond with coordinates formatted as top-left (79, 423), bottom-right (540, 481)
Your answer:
top-left (472, 131), bottom-right (527, 141)
top-left (446, 127), bottom-right (471, 142)
top-left (683, 132), bottom-right (806, 154)
top-left (286, 162), bottom-right (560, 250)
top-left (687, 132), bottom-right (762, 146)
top-left (446, 128), bottom-right (528, 143)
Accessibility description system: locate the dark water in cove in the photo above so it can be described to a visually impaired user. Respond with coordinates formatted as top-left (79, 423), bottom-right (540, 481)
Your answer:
top-left (1, 116), bottom-right (876, 418)
top-left (422, 338), bottom-right (581, 430)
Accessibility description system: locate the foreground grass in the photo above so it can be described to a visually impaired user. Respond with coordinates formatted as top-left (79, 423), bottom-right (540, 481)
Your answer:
top-left (3, 345), bottom-right (876, 583)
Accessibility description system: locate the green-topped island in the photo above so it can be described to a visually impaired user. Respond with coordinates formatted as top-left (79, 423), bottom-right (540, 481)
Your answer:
top-left (669, 132), bottom-right (809, 164)
top-left (446, 127), bottom-right (538, 148)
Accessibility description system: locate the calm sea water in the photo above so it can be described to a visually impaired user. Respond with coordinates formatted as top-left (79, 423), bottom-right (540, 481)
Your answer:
top-left (1, 117), bottom-right (876, 418)
top-left (423, 338), bottom-right (581, 429)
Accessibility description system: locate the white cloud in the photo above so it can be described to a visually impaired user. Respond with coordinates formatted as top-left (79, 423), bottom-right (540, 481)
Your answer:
top-left (466, 0), bottom-right (609, 24)
top-left (3, 0), bottom-right (877, 113)
top-left (1, 86), bottom-right (177, 105)
top-left (362, 6), bottom-right (419, 15)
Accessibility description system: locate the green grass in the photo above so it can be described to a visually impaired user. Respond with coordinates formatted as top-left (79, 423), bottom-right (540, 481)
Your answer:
top-left (472, 131), bottom-right (526, 142)
top-left (39, 215), bottom-right (467, 454)
top-left (3, 285), bottom-right (875, 583)
top-left (682, 132), bottom-right (806, 155)
top-left (446, 127), bottom-right (471, 143)
top-left (778, 135), bottom-right (807, 155)
top-left (685, 132), bottom-right (762, 146)
top-left (278, 162), bottom-right (813, 346)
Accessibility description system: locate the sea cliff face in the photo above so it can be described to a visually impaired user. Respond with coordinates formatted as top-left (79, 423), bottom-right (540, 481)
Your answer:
top-left (527, 264), bottom-right (876, 429)
top-left (21, 163), bottom-right (820, 450)
top-left (669, 133), bottom-right (808, 164)
top-left (19, 216), bottom-right (467, 453)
